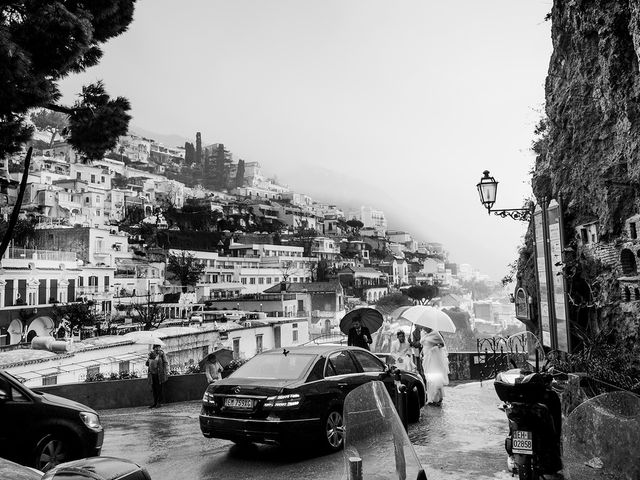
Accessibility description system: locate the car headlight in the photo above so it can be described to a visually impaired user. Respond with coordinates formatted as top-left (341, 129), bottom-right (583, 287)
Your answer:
top-left (80, 411), bottom-right (101, 430)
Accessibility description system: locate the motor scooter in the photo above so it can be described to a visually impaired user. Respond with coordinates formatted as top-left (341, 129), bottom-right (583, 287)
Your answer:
top-left (494, 367), bottom-right (562, 480)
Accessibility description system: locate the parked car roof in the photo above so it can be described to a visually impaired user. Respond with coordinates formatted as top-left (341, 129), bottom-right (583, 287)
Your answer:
top-left (262, 344), bottom-right (367, 356)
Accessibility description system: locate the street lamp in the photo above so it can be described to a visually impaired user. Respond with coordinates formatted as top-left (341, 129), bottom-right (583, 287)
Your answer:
top-left (477, 170), bottom-right (532, 221)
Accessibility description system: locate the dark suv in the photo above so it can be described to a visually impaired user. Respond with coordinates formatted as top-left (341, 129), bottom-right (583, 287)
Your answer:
top-left (0, 370), bottom-right (104, 471)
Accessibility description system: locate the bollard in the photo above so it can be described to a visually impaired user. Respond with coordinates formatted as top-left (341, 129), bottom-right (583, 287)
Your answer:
top-left (348, 456), bottom-right (362, 480)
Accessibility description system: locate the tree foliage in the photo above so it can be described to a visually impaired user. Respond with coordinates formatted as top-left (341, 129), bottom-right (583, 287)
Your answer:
top-left (406, 284), bottom-right (439, 304)
top-left (65, 81), bottom-right (131, 160)
top-left (195, 132), bottom-right (202, 166)
top-left (167, 251), bottom-right (205, 292)
top-left (375, 292), bottom-right (413, 316)
top-left (235, 159), bottom-right (245, 188)
top-left (184, 141), bottom-right (195, 165)
top-left (0, 1), bottom-right (136, 159)
top-left (30, 109), bottom-right (68, 147)
top-left (129, 302), bottom-right (167, 331)
top-left (52, 302), bottom-right (101, 333)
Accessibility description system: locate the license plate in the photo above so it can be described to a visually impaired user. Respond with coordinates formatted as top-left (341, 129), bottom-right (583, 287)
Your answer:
top-left (224, 397), bottom-right (253, 409)
top-left (512, 431), bottom-right (533, 455)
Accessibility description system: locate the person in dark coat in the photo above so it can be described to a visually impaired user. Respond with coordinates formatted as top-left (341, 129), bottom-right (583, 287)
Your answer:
top-left (347, 318), bottom-right (372, 350)
top-left (146, 344), bottom-right (169, 408)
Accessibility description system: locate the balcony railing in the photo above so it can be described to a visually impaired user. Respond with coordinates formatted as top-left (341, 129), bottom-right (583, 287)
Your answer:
top-left (5, 248), bottom-right (76, 262)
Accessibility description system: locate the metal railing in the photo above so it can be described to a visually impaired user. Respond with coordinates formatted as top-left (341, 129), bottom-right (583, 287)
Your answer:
top-left (5, 247), bottom-right (76, 262)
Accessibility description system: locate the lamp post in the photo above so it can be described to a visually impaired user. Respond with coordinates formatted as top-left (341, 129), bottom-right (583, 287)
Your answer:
top-left (477, 170), bottom-right (533, 221)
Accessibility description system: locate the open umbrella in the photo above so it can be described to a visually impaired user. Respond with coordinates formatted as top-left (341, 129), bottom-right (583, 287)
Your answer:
top-left (339, 307), bottom-right (384, 335)
top-left (389, 305), bottom-right (414, 320)
top-left (399, 306), bottom-right (456, 333)
top-left (122, 331), bottom-right (166, 346)
top-left (198, 348), bottom-right (234, 370)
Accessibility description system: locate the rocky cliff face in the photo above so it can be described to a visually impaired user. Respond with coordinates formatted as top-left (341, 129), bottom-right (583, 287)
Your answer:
top-left (535, 0), bottom-right (640, 235)
top-left (531, 0), bottom-right (640, 361)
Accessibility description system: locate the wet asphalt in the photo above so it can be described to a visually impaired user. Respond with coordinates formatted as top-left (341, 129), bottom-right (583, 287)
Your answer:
top-left (97, 381), bottom-right (518, 480)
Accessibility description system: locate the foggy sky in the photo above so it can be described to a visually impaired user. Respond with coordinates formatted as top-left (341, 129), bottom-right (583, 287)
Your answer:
top-left (59, 0), bottom-right (553, 280)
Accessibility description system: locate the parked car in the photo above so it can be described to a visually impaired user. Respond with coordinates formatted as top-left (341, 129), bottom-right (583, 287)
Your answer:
top-left (0, 370), bottom-right (104, 471)
top-left (199, 344), bottom-right (425, 452)
top-left (0, 456), bottom-right (152, 480)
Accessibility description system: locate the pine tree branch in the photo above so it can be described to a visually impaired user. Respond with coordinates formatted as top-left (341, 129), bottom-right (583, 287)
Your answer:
top-left (44, 103), bottom-right (76, 115)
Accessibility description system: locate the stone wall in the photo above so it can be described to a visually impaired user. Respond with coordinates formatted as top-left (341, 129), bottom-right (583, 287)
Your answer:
top-left (38, 373), bottom-right (209, 410)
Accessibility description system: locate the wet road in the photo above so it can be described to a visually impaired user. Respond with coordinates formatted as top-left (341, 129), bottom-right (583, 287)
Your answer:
top-left (99, 381), bottom-right (515, 480)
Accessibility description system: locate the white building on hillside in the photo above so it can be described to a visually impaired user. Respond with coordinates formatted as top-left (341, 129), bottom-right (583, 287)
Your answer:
top-left (348, 206), bottom-right (387, 236)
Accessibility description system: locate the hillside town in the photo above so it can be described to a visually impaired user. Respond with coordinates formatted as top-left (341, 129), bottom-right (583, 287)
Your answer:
top-left (0, 127), bottom-right (508, 388)
top-left (5, 2), bottom-right (640, 479)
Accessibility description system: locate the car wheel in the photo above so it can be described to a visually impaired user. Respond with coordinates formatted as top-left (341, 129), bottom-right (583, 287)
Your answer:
top-left (407, 385), bottom-right (421, 423)
top-left (321, 409), bottom-right (344, 452)
top-left (34, 433), bottom-right (77, 472)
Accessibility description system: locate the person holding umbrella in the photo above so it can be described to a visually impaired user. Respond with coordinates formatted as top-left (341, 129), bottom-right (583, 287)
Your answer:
top-left (419, 327), bottom-right (450, 405)
top-left (347, 318), bottom-right (373, 350)
top-left (146, 344), bottom-right (169, 408)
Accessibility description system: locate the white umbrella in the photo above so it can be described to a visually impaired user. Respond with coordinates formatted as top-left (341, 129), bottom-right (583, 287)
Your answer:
top-left (399, 306), bottom-right (456, 333)
top-left (122, 331), bottom-right (166, 346)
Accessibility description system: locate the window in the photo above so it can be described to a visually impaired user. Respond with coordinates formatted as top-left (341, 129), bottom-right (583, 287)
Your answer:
top-left (241, 278), bottom-right (247, 285)
top-left (119, 361), bottom-right (130, 374)
top-left (266, 278), bottom-right (272, 284)
top-left (292, 323), bottom-right (298, 343)
top-left (631, 223), bottom-right (638, 240)
top-left (42, 375), bottom-right (58, 386)
top-left (78, 276), bottom-right (84, 287)
top-left (351, 350), bottom-right (385, 372)
top-left (306, 358), bottom-right (326, 382)
top-left (249, 278), bottom-right (256, 284)
top-left (621, 249), bottom-right (637, 275)
top-left (258, 278), bottom-right (264, 284)
top-left (232, 338), bottom-right (240, 359)
top-left (101, 176), bottom-right (105, 183)
top-left (256, 335), bottom-right (263, 354)
top-left (91, 174), bottom-right (95, 183)
top-left (76, 172), bottom-right (81, 180)
top-left (580, 228), bottom-right (589, 244)
top-left (325, 351), bottom-right (357, 376)
top-left (86, 366), bottom-right (100, 378)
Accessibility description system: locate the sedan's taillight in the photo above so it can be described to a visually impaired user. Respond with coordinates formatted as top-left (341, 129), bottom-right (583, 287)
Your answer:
top-left (263, 393), bottom-right (302, 409)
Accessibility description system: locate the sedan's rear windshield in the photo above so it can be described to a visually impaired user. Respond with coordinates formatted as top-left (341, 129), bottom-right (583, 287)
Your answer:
top-left (231, 353), bottom-right (316, 380)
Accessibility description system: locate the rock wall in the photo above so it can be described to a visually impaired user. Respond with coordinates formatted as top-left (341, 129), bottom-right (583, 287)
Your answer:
top-left (532, 0), bottom-right (640, 346)
top-left (535, 0), bottom-right (640, 236)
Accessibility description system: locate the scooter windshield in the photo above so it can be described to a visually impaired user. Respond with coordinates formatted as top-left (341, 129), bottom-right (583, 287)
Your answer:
top-left (343, 381), bottom-right (426, 480)
top-left (563, 390), bottom-right (640, 479)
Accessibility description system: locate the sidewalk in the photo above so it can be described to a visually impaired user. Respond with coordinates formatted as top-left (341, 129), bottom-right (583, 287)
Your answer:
top-left (410, 380), bottom-right (514, 480)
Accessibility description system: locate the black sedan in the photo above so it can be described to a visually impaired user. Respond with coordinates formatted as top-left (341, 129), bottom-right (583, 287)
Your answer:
top-left (199, 345), bottom-right (425, 452)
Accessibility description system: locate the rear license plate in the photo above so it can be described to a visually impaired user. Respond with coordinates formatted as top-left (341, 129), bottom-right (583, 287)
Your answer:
top-left (512, 431), bottom-right (533, 455)
top-left (224, 397), bottom-right (253, 409)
